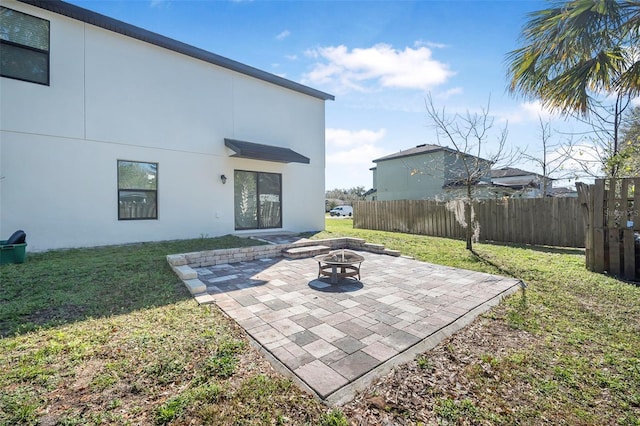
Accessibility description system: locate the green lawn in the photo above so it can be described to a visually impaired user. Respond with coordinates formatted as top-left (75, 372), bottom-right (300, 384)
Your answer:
top-left (1, 222), bottom-right (639, 425)
top-left (319, 220), bottom-right (640, 425)
top-left (0, 236), bottom-right (331, 425)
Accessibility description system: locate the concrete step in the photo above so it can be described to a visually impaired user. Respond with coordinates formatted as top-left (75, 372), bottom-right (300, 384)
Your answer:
top-left (282, 245), bottom-right (331, 259)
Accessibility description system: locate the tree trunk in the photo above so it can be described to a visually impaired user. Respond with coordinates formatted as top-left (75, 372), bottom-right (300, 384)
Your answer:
top-left (466, 185), bottom-right (473, 251)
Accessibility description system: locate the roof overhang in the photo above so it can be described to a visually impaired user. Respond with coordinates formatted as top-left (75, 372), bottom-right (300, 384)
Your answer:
top-left (493, 179), bottom-right (539, 188)
top-left (224, 139), bottom-right (310, 164)
top-left (18, 0), bottom-right (334, 101)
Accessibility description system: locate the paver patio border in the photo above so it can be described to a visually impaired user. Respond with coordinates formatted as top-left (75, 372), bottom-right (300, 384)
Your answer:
top-left (167, 237), bottom-right (525, 405)
top-left (166, 237), bottom-right (402, 296)
top-left (321, 280), bottom-right (523, 405)
top-left (223, 277), bottom-right (523, 406)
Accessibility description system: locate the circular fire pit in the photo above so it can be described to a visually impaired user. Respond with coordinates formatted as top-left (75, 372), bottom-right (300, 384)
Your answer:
top-left (314, 250), bottom-right (364, 284)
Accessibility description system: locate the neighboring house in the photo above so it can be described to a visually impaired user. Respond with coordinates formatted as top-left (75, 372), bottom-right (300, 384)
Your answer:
top-left (547, 187), bottom-right (578, 198)
top-left (363, 187), bottom-right (377, 201)
top-left (368, 144), bottom-right (493, 201)
top-left (0, 0), bottom-right (333, 251)
top-left (490, 167), bottom-right (553, 198)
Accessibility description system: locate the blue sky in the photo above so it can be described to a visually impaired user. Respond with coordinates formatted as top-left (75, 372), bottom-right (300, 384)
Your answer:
top-left (67, 0), bottom-right (587, 190)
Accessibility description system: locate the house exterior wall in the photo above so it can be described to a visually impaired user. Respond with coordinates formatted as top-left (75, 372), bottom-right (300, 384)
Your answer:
top-left (371, 150), bottom-right (496, 201)
top-left (443, 153), bottom-right (492, 186)
top-left (374, 151), bottom-right (446, 200)
top-left (0, 0), bottom-right (327, 251)
top-left (371, 168), bottom-right (377, 191)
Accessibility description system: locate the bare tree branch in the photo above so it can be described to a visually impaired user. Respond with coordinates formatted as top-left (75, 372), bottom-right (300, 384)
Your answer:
top-left (518, 116), bottom-right (580, 195)
top-left (424, 93), bottom-right (515, 250)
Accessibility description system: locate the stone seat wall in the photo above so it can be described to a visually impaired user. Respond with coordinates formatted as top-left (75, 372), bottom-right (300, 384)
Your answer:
top-left (167, 237), bottom-right (402, 296)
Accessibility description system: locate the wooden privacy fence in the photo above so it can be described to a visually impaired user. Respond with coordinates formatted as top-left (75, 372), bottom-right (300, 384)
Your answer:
top-left (353, 197), bottom-right (585, 248)
top-left (577, 178), bottom-right (640, 281)
top-left (119, 201), bottom-right (156, 219)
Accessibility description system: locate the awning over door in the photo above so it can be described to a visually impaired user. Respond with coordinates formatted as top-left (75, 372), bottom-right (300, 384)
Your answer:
top-left (224, 138), bottom-right (310, 164)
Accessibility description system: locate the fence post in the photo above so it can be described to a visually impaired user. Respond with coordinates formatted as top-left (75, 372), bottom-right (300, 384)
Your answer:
top-left (576, 182), bottom-right (593, 270)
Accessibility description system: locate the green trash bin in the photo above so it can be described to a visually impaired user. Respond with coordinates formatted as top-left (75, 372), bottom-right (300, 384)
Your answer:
top-left (0, 240), bottom-right (27, 265)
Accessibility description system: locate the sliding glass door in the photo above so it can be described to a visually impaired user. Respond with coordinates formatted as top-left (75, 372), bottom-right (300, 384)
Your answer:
top-left (234, 170), bottom-right (282, 230)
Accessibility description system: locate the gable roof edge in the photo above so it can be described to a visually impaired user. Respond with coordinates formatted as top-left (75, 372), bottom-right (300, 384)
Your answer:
top-left (373, 145), bottom-right (447, 163)
top-left (18, 0), bottom-right (335, 101)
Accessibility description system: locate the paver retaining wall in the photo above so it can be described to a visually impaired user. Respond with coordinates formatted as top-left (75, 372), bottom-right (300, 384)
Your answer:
top-left (166, 237), bottom-right (402, 296)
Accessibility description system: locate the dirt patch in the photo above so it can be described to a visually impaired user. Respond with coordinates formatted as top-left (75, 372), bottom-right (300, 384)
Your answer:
top-left (26, 304), bottom-right (87, 325)
top-left (34, 305), bottom-right (326, 425)
top-left (342, 311), bottom-right (540, 425)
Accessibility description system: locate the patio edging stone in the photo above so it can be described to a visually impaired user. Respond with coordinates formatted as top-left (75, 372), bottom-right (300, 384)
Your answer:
top-left (166, 237), bottom-right (402, 296)
top-left (166, 235), bottom-right (525, 404)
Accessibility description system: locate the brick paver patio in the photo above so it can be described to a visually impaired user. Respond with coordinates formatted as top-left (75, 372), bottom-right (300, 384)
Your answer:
top-left (193, 250), bottom-right (523, 404)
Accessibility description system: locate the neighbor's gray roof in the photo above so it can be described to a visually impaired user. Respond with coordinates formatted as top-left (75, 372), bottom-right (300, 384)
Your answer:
top-left (491, 167), bottom-right (550, 180)
top-left (492, 178), bottom-right (539, 188)
top-left (373, 144), bottom-right (452, 163)
top-left (18, 0), bottom-right (334, 102)
top-left (548, 187), bottom-right (578, 197)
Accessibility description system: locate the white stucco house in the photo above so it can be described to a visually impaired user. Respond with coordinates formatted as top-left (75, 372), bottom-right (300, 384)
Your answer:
top-left (0, 0), bottom-right (333, 251)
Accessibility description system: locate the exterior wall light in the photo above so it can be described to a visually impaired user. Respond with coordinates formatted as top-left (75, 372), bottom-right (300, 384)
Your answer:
top-left (220, 174), bottom-right (227, 184)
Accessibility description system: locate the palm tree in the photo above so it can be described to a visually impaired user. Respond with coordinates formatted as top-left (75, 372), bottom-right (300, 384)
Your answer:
top-left (506, 0), bottom-right (640, 176)
top-left (508, 0), bottom-right (639, 114)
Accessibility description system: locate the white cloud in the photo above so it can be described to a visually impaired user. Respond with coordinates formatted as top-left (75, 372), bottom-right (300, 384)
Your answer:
top-left (150, 0), bottom-right (170, 8)
top-left (326, 128), bottom-right (387, 162)
top-left (285, 54), bottom-right (298, 61)
top-left (302, 43), bottom-right (453, 93)
top-left (521, 100), bottom-right (557, 121)
top-left (276, 30), bottom-right (290, 41)
top-left (436, 87), bottom-right (463, 99)
top-left (326, 128), bottom-right (385, 148)
top-left (498, 100), bottom-right (559, 124)
top-left (547, 143), bottom-right (603, 180)
top-left (327, 145), bottom-right (388, 166)
top-left (325, 128), bottom-right (388, 188)
top-left (414, 40), bottom-right (448, 49)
